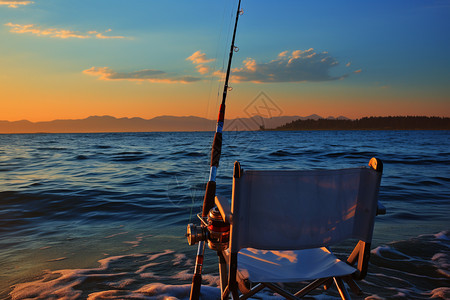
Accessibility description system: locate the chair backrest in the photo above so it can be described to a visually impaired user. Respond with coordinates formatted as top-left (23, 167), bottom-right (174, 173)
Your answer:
top-left (229, 166), bottom-right (382, 252)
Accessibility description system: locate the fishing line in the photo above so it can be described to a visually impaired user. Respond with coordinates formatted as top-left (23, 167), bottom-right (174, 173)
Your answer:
top-left (215, 1), bottom-right (237, 113)
top-left (188, 1), bottom-right (237, 224)
top-left (204, 2), bottom-right (230, 125)
top-left (211, 0), bottom-right (238, 152)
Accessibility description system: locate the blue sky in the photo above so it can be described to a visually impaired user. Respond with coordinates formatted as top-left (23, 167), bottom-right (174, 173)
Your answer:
top-left (1, 0), bottom-right (449, 121)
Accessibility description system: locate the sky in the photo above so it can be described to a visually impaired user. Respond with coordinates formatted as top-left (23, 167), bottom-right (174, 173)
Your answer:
top-left (1, 0), bottom-right (449, 122)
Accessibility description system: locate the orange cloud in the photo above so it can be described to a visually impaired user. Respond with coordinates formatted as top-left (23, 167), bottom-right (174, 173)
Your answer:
top-left (278, 51), bottom-right (289, 58)
top-left (195, 65), bottom-right (210, 75)
top-left (0, 0), bottom-right (33, 8)
top-left (212, 69), bottom-right (225, 79)
top-left (186, 51), bottom-right (215, 64)
top-left (88, 29), bottom-right (125, 39)
top-left (289, 48), bottom-right (315, 64)
top-left (243, 58), bottom-right (256, 71)
top-left (5, 23), bottom-right (89, 38)
top-left (187, 51), bottom-right (215, 75)
top-left (4, 23), bottom-right (125, 39)
top-left (83, 67), bottom-right (201, 84)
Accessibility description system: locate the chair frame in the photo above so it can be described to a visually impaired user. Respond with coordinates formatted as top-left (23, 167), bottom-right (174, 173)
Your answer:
top-left (214, 158), bottom-right (385, 300)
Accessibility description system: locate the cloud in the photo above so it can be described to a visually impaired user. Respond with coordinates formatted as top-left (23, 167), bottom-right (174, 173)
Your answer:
top-left (83, 67), bottom-right (201, 84)
top-left (229, 49), bottom-right (348, 83)
top-left (278, 51), bottom-right (289, 58)
top-left (83, 51), bottom-right (213, 84)
top-left (195, 65), bottom-right (211, 75)
top-left (187, 51), bottom-right (215, 75)
top-left (0, 0), bottom-right (33, 8)
top-left (88, 29), bottom-right (125, 39)
top-left (5, 23), bottom-right (90, 38)
top-left (186, 51), bottom-right (215, 64)
top-left (4, 23), bottom-right (125, 39)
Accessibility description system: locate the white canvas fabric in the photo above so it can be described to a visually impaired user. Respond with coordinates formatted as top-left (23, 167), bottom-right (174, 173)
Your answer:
top-left (230, 167), bottom-right (381, 252)
top-left (236, 247), bottom-right (357, 283)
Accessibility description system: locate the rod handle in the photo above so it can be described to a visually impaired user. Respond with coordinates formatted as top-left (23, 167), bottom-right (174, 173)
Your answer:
top-left (189, 273), bottom-right (202, 300)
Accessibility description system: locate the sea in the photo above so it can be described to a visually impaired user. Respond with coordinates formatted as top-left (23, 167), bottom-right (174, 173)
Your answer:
top-left (0, 130), bottom-right (449, 300)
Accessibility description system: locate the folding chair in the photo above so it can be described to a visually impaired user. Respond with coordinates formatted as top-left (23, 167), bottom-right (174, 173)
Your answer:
top-left (214, 158), bottom-right (385, 300)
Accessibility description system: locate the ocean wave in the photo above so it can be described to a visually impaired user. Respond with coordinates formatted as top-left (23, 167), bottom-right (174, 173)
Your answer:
top-left (95, 145), bottom-right (112, 149)
top-left (0, 190), bottom-right (191, 233)
top-left (269, 150), bottom-right (292, 157)
top-left (368, 231), bottom-right (450, 299)
top-left (9, 250), bottom-right (222, 300)
top-left (390, 212), bottom-right (431, 220)
top-left (385, 158), bottom-right (450, 165)
top-left (6, 231), bottom-right (450, 299)
top-left (75, 155), bottom-right (89, 160)
top-left (111, 152), bottom-right (150, 162)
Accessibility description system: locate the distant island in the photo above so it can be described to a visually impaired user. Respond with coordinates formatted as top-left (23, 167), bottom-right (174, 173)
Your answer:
top-left (0, 115), bottom-right (448, 134)
top-left (275, 116), bottom-right (450, 131)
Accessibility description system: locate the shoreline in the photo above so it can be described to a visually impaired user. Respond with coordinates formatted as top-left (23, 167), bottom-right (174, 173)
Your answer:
top-left (273, 116), bottom-right (450, 131)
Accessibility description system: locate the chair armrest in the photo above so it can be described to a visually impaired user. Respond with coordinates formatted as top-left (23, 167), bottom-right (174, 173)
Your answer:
top-left (376, 202), bottom-right (386, 215)
top-left (215, 195), bottom-right (233, 224)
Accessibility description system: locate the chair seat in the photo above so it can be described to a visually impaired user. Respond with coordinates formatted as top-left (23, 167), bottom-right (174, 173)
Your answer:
top-left (236, 247), bottom-right (356, 283)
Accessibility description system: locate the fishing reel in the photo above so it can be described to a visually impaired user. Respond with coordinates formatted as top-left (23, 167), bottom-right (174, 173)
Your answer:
top-left (186, 207), bottom-right (230, 251)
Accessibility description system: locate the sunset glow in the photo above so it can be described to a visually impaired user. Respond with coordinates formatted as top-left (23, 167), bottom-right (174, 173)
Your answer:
top-left (1, 0), bottom-right (449, 123)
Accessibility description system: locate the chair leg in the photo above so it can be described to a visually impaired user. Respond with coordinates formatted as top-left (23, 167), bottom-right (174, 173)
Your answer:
top-left (228, 253), bottom-right (240, 299)
top-left (323, 278), bottom-right (334, 290)
top-left (294, 277), bottom-right (329, 297)
top-left (333, 277), bottom-right (351, 300)
top-left (346, 240), bottom-right (372, 280)
top-left (264, 283), bottom-right (298, 300)
top-left (343, 276), bottom-right (363, 296)
top-left (230, 284), bottom-right (239, 299)
top-left (239, 283), bottom-right (265, 300)
top-left (222, 286), bottom-right (230, 300)
top-left (218, 252), bottom-right (228, 295)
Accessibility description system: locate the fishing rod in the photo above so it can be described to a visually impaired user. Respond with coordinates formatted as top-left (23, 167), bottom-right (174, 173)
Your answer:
top-left (187, 1), bottom-right (243, 299)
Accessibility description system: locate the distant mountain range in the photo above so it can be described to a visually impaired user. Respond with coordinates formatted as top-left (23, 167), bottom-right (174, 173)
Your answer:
top-left (1, 115), bottom-right (447, 133)
top-left (0, 115), bottom-right (349, 134)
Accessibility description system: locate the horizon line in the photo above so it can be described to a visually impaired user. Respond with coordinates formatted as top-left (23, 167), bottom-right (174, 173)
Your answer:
top-left (2, 114), bottom-right (450, 123)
